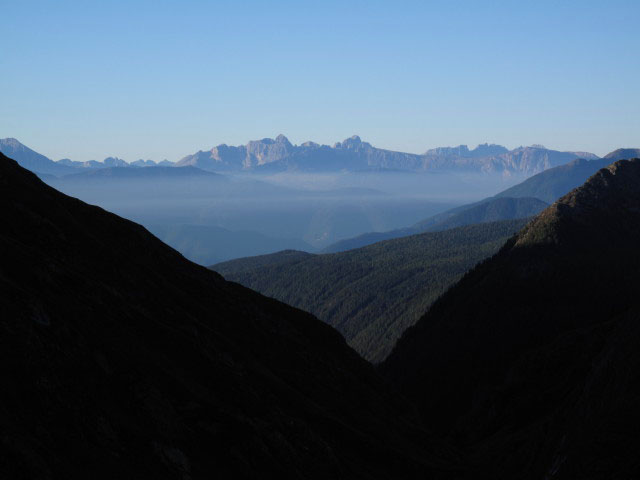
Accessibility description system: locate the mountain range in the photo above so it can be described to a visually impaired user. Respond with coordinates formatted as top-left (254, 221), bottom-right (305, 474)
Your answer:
top-left (177, 135), bottom-right (600, 175)
top-left (0, 151), bottom-right (462, 479)
top-left (4, 137), bottom-right (636, 180)
top-left (381, 157), bottom-right (640, 479)
top-left (0, 138), bottom-right (176, 177)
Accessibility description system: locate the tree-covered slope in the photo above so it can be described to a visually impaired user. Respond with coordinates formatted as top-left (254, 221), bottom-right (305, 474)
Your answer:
top-left (0, 152), bottom-right (462, 480)
top-left (214, 218), bottom-right (528, 362)
top-left (382, 158), bottom-right (640, 479)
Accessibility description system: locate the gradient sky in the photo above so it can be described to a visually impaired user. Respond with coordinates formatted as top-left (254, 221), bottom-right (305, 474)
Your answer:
top-left (2, 0), bottom-right (639, 161)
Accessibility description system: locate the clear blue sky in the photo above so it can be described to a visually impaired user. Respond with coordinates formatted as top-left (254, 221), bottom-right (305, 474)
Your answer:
top-left (2, 0), bottom-right (639, 161)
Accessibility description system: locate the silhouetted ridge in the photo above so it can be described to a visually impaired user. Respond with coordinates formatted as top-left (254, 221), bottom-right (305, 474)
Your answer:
top-left (0, 152), bottom-right (461, 479)
top-left (603, 147), bottom-right (640, 160)
top-left (382, 158), bottom-right (640, 479)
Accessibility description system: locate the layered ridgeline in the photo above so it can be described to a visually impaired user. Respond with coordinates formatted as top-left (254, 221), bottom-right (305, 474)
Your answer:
top-left (0, 138), bottom-right (174, 177)
top-left (2, 136), bottom-right (599, 177)
top-left (0, 152), bottom-right (464, 479)
top-left (493, 148), bottom-right (640, 202)
top-left (324, 197), bottom-right (547, 253)
top-left (214, 219), bottom-right (528, 362)
top-left (177, 135), bottom-right (595, 175)
top-left (382, 158), bottom-right (640, 479)
top-left (324, 151), bottom-right (636, 253)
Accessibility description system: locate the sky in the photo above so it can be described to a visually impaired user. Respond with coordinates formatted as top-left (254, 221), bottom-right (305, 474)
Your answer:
top-left (2, 0), bottom-right (639, 161)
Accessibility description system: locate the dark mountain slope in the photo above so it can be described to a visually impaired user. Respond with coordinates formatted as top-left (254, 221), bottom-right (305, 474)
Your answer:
top-left (323, 197), bottom-right (544, 253)
top-left (382, 158), bottom-right (640, 479)
top-left (214, 219), bottom-right (528, 363)
top-left (0, 152), bottom-right (462, 480)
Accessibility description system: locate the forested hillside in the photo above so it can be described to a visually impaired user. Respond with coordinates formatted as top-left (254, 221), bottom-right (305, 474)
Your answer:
top-left (214, 218), bottom-right (528, 362)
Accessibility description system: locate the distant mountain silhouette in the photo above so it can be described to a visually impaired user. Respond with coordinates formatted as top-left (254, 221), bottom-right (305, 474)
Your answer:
top-left (603, 147), bottom-right (640, 160)
top-left (382, 158), bottom-right (640, 479)
top-left (495, 157), bottom-right (615, 203)
top-left (57, 158), bottom-right (110, 168)
top-left (214, 219), bottom-right (527, 362)
top-left (324, 197), bottom-right (546, 253)
top-left (0, 138), bottom-right (77, 176)
top-left (0, 151), bottom-right (462, 479)
top-left (0, 138), bottom-right (176, 176)
top-left (177, 135), bottom-right (598, 175)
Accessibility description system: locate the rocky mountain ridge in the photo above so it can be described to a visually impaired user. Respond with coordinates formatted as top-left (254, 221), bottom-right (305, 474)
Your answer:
top-left (177, 135), bottom-right (602, 175)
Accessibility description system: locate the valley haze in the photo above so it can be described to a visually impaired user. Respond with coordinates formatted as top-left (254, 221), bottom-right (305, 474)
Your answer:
top-left (0, 135), bottom-right (610, 263)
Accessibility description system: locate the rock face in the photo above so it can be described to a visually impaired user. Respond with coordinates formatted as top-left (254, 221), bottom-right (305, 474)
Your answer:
top-left (382, 158), bottom-right (640, 479)
top-left (176, 135), bottom-right (600, 175)
top-left (0, 152), bottom-right (461, 480)
top-left (425, 143), bottom-right (509, 158)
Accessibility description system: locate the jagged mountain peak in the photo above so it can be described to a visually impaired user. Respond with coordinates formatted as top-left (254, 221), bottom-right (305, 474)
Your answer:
top-left (334, 134), bottom-right (365, 149)
top-left (274, 133), bottom-right (291, 145)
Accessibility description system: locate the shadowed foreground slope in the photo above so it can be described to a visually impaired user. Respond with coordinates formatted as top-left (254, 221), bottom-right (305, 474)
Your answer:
top-left (0, 152), bottom-right (462, 480)
top-left (382, 158), bottom-right (640, 479)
